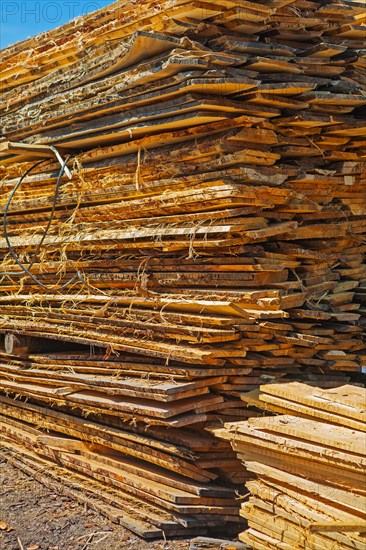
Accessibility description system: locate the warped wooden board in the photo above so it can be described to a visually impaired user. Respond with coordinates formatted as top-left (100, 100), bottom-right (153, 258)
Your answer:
top-left (5, 62), bottom-right (258, 135)
top-left (0, 364), bottom-right (228, 400)
top-left (0, 0), bottom-right (240, 90)
top-left (0, 289), bottom-right (293, 315)
top-left (0, 377), bottom-right (225, 418)
top-left (260, 382), bottom-right (366, 423)
top-left (20, 95), bottom-right (246, 142)
top-left (0, 304), bottom-right (242, 341)
top-left (0, 141), bottom-right (65, 165)
top-left (0, 267), bottom-right (289, 292)
top-left (0, 255), bottom-right (289, 275)
top-left (240, 389), bottom-right (366, 432)
top-left (0, 30), bottom-right (184, 108)
top-left (0, 352), bottom-right (250, 380)
top-left (210, 36), bottom-right (297, 57)
top-left (242, 415), bottom-right (365, 454)
top-left (219, 418), bottom-right (366, 469)
top-left (0, 390), bottom-right (209, 428)
top-left (0, 393), bottom-right (228, 454)
top-left (0, 50), bottom-right (242, 122)
top-left (0, 316), bottom-right (248, 364)
top-left (4, 78), bottom-right (259, 142)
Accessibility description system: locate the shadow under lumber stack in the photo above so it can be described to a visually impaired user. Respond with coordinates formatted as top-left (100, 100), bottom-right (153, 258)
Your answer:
top-left (0, 0), bottom-right (365, 538)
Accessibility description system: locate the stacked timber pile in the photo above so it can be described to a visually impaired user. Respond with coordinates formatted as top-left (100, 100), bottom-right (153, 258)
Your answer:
top-left (241, 379), bottom-right (366, 428)
top-left (216, 383), bottom-right (366, 549)
top-left (0, 0), bottom-right (365, 538)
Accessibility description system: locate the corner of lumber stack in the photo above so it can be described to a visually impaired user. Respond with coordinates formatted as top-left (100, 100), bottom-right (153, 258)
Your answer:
top-left (216, 383), bottom-right (366, 549)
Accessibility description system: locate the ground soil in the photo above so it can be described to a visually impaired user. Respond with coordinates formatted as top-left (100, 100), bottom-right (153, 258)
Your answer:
top-left (0, 454), bottom-right (191, 550)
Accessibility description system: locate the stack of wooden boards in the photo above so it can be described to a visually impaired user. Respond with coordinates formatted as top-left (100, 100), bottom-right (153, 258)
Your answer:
top-left (216, 382), bottom-right (366, 549)
top-left (0, 390), bottom-right (250, 538)
top-left (0, 0), bottom-right (365, 538)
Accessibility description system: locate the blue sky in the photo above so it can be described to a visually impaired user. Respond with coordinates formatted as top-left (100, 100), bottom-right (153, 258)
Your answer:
top-left (0, 0), bottom-right (113, 48)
